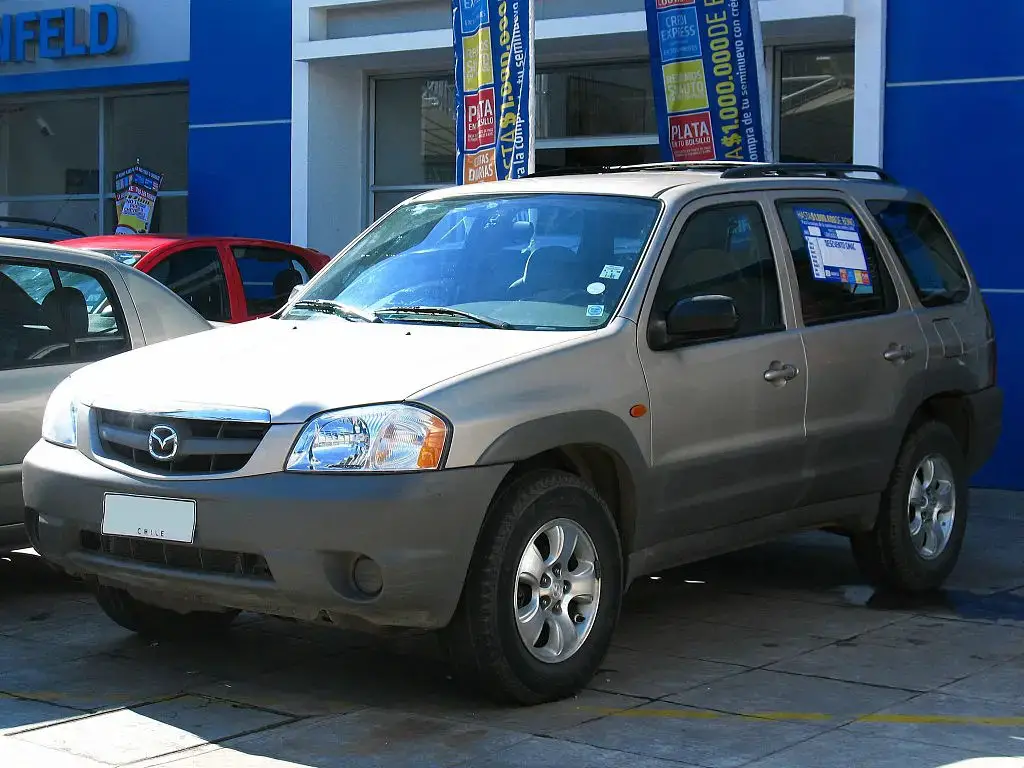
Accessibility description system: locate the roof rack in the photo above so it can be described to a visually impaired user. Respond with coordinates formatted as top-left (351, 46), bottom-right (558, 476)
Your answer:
top-left (719, 163), bottom-right (896, 183)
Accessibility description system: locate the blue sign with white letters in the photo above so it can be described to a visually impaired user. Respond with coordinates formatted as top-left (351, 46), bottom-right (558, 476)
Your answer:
top-left (0, 4), bottom-right (126, 64)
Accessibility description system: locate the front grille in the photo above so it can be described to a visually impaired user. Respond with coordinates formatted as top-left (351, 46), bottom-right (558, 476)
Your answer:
top-left (94, 409), bottom-right (270, 475)
top-left (84, 532), bottom-right (274, 581)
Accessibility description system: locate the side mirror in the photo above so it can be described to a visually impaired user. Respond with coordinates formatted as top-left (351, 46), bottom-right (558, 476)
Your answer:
top-left (648, 295), bottom-right (739, 350)
top-left (288, 285), bottom-right (302, 302)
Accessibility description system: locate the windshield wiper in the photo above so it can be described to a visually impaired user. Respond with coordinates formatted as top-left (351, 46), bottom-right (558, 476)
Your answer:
top-left (290, 299), bottom-right (379, 323)
top-left (376, 305), bottom-right (513, 330)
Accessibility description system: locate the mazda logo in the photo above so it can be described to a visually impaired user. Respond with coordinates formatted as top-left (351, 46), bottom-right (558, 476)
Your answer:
top-left (148, 424), bottom-right (179, 462)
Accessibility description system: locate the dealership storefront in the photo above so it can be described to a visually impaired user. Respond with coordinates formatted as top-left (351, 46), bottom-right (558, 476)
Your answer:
top-left (1, 0), bottom-right (1021, 488)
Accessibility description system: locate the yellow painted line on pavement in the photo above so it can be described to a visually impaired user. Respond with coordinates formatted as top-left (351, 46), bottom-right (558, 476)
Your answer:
top-left (584, 707), bottom-right (1024, 727)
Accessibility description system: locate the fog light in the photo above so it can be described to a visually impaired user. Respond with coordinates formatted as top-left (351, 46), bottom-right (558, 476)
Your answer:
top-left (352, 556), bottom-right (383, 597)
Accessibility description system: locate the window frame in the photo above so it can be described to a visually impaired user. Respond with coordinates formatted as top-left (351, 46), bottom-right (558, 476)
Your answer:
top-left (0, 255), bottom-right (132, 372)
top-left (865, 198), bottom-right (973, 308)
top-left (229, 244), bottom-right (315, 320)
top-left (144, 243), bottom-right (233, 324)
top-left (770, 192), bottom-right (902, 328)
top-left (640, 193), bottom-right (796, 351)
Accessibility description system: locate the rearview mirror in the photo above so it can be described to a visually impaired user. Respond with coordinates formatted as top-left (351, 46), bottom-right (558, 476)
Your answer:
top-left (648, 295), bottom-right (739, 350)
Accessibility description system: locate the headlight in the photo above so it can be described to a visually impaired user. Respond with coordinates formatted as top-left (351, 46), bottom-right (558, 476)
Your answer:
top-left (286, 404), bottom-right (449, 472)
top-left (41, 377), bottom-right (78, 448)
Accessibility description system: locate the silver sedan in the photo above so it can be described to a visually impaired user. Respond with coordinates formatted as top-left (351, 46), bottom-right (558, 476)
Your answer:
top-left (1, 238), bottom-right (213, 551)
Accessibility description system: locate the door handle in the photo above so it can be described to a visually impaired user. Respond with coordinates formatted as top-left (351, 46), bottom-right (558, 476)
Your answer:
top-left (883, 344), bottom-right (914, 363)
top-left (763, 362), bottom-right (799, 384)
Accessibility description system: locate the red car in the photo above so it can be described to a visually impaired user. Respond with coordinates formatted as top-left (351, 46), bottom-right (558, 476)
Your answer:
top-left (55, 235), bottom-right (331, 324)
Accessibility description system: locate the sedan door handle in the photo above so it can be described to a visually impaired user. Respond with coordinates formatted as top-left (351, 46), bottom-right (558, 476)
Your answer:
top-left (883, 344), bottom-right (914, 363)
top-left (764, 362), bottom-right (799, 384)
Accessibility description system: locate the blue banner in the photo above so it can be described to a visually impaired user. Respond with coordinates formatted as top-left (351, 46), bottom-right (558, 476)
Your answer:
top-left (644, 0), bottom-right (772, 163)
top-left (452, 0), bottom-right (535, 185)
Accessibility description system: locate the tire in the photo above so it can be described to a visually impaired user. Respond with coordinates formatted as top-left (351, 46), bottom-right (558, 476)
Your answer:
top-left (443, 469), bottom-right (623, 705)
top-left (851, 420), bottom-right (968, 593)
top-left (95, 585), bottom-right (239, 639)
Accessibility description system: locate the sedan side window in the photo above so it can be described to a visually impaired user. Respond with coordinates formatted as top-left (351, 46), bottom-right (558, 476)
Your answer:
top-left (231, 246), bottom-right (312, 316)
top-left (654, 203), bottom-right (783, 339)
top-left (0, 260), bottom-right (129, 369)
top-left (147, 247), bottom-right (230, 322)
top-left (776, 200), bottom-right (898, 326)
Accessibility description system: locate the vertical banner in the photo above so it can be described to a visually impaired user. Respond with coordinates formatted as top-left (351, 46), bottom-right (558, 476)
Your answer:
top-left (644, 0), bottom-right (773, 163)
top-left (452, 0), bottom-right (535, 185)
top-left (113, 163), bottom-right (164, 234)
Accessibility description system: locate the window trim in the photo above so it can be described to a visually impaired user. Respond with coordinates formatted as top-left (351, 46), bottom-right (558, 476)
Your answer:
top-left (641, 195), bottom-right (793, 351)
top-left (0, 255), bottom-right (131, 372)
top-left (771, 194), bottom-right (900, 328)
top-left (865, 198), bottom-right (973, 308)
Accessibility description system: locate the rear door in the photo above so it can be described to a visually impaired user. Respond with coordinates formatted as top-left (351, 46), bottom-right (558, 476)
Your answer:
top-left (226, 243), bottom-right (315, 321)
top-left (0, 256), bottom-right (133, 533)
top-left (767, 191), bottom-right (929, 506)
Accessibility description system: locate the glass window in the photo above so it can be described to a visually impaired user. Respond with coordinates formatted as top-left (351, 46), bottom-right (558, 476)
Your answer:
top-left (147, 247), bottom-right (230, 322)
top-left (867, 200), bottom-right (970, 307)
top-left (0, 260), bottom-right (128, 369)
top-left (655, 204), bottom-right (782, 338)
top-left (105, 92), bottom-right (189, 192)
top-left (778, 48), bottom-right (854, 164)
top-left (286, 194), bottom-right (662, 331)
top-left (232, 246), bottom-right (312, 316)
top-left (375, 77), bottom-right (457, 187)
top-left (535, 144), bottom-right (661, 175)
top-left (776, 200), bottom-right (897, 326)
top-left (537, 64), bottom-right (657, 139)
top-left (0, 98), bottom-right (100, 196)
top-left (109, 194), bottom-right (188, 236)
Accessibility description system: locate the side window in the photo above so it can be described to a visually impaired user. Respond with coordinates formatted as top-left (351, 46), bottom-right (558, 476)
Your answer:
top-left (776, 200), bottom-right (897, 326)
top-left (0, 260), bottom-right (129, 370)
top-left (654, 203), bottom-right (783, 339)
top-left (147, 247), bottom-right (230, 322)
top-left (867, 200), bottom-right (970, 307)
top-left (231, 246), bottom-right (312, 316)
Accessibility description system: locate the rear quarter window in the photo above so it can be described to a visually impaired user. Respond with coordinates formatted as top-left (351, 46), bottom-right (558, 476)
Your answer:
top-left (866, 200), bottom-right (970, 307)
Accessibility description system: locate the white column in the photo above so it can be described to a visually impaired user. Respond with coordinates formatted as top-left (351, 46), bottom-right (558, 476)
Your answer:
top-left (852, 0), bottom-right (886, 166)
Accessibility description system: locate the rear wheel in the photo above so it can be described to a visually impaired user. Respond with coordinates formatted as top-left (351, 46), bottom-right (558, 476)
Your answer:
top-left (95, 585), bottom-right (239, 639)
top-left (851, 421), bottom-right (968, 592)
top-left (444, 470), bottom-right (623, 705)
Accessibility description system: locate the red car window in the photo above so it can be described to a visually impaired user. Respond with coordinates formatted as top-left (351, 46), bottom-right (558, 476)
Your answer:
top-left (230, 246), bottom-right (312, 316)
top-left (147, 246), bottom-right (231, 322)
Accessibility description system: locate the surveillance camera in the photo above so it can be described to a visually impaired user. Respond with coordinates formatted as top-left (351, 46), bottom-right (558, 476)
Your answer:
top-left (35, 117), bottom-right (54, 138)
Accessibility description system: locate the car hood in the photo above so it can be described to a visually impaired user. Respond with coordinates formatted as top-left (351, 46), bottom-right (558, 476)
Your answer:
top-left (71, 317), bottom-right (586, 423)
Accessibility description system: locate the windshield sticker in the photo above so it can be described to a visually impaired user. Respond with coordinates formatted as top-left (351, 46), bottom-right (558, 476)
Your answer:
top-left (587, 282), bottom-right (606, 295)
top-left (794, 208), bottom-right (872, 286)
top-left (599, 265), bottom-right (624, 280)
top-left (586, 304), bottom-right (605, 318)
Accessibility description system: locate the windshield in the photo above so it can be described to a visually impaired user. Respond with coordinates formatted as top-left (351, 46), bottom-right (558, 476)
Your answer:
top-left (281, 194), bottom-right (662, 331)
top-left (91, 249), bottom-right (150, 267)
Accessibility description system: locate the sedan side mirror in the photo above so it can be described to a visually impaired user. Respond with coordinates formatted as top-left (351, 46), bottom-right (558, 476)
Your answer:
top-left (288, 285), bottom-right (302, 302)
top-left (648, 295), bottom-right (739, 350)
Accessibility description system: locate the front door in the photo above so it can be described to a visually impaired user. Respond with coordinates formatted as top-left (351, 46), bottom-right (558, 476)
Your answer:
top-left (768, 192), bottom-right (929, 505)
top-left (636, 196), bottom-right (809, 549)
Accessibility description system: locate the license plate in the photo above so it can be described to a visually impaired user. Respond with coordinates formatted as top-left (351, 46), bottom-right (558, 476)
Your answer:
top-left (101, 494), bottom-right (197, 544)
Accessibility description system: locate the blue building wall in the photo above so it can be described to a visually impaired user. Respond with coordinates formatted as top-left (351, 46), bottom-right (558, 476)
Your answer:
top-left (187, 0), bottom-right (293, 242)
top-left (884, 0), bottom-right (1024, 489)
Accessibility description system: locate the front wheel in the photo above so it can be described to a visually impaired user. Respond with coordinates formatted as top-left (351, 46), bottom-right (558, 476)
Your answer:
top-left (444, 470), bottom-right (623, 705)
top-left (851, 421), bottom-right (968, 593)
top-left (95, 585), bottom-right (239, 640)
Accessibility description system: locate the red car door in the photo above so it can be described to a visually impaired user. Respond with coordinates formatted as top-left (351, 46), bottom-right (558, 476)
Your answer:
top-left (223, 241), bottom-right (327, 322)
top-left (136, 241), bottom-right (238, 323)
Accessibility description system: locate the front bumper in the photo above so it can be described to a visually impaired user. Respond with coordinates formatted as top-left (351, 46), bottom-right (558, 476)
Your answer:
top-left (23, 440), bottom-right (510, 630)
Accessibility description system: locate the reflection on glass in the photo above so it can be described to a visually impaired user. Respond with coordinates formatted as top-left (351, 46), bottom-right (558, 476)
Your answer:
top-left (779, 48), bottom-right (855, 163)
top-left (106, 92), bottom-right (189, 191)
top-left (0, 98), bottom-right (101, 196)
top-left (0, 199), bottom-right (101, 238)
